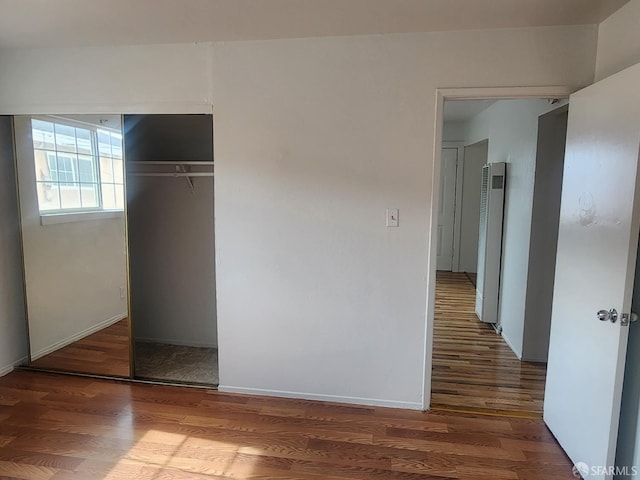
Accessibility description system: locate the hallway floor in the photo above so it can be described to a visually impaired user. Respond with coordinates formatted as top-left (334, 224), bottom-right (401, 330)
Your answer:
top-left (431, 272), bottom-right (547, 416)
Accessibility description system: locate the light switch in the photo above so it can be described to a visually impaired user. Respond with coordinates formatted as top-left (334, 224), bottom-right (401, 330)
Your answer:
top-left (386, 208), bottom-right (399, 227)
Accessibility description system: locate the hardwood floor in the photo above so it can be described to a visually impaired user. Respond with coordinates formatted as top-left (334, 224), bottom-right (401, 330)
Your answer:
top-left (431, 272), bottom-right (547, 416)
top-left (29, 319), bottom-right (130, 378)
top-left (0, 370), bottom-right (573, 479)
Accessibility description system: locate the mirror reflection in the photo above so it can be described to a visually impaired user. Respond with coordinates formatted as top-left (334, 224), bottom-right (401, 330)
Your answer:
top-left (14, 114), bottom-right (130, 377)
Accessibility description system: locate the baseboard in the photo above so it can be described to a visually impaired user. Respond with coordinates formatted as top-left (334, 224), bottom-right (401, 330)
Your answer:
top-left (501, 331), bottom-right (523, 360)
top-left (0, 355), bottom-right (28, 377)
top-left (521, 354), bottom-right (548, 363)
top-left (31, 313), bottom-right (127, 361)
top-left (218, 385), bottom-right (423, 410)
top-left (134, 337), bottom-right (218, 349)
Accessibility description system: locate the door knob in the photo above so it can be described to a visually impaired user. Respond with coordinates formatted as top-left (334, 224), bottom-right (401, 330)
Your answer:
top-left (597, 309), bottom-right (618, 323)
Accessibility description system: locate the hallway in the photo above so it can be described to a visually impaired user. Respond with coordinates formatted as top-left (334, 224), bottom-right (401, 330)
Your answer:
top-left (431, 272), bottom-right (547, 416)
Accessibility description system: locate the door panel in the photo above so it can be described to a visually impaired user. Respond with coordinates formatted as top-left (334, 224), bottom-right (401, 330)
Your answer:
top-left (544, 63), bottom-right (640, 479)
top-left (437, 148), bottom-right (458, 271)
top-left (459, 140), bottom-right (487, 273)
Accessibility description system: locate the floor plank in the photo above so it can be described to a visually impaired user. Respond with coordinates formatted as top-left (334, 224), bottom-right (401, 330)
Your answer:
top-left (0, 370), bottom-right (573, 479)
top-left (431, 272), bottom-right (547, 415)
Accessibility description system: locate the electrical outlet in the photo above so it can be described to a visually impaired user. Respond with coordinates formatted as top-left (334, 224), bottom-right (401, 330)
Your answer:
top-left (120, 286), bottom-right (126, 299)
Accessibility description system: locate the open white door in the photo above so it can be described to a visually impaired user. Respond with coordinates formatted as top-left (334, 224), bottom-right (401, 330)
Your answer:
top-left (436, 148), bottom-right (457, 270)
top-left (544, 63), bottom-right (640, 479)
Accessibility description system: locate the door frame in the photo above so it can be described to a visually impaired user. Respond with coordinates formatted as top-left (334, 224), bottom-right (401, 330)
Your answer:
top-left (422, 86), bottom-right (575, 410)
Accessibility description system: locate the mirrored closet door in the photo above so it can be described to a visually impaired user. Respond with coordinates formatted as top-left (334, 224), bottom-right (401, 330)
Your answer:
top-left (14, 114), bottom-right (131, 377)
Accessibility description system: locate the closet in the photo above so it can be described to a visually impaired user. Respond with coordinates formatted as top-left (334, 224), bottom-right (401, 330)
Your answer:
top-left (124, 114), bottom-right (217, 385)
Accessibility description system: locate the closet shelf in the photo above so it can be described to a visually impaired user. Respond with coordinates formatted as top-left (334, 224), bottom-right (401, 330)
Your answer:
top-left (127, 161), bottom-right (214, 193)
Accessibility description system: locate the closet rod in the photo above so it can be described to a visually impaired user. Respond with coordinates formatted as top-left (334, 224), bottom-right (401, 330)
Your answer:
top-left (128, 161), bottom-right (214, 165)
top-left (129, 172), bottom-right (214, 177)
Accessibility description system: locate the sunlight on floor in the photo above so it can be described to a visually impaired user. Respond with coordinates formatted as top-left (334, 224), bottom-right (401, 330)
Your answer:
top-left (104, 429), bottom-right (259, 479)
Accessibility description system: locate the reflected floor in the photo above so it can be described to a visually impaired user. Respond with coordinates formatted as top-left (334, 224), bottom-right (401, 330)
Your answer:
top-left (29, 318), bottom-right (130, 377)
top-left (134, 342), bottom-right (219, 386)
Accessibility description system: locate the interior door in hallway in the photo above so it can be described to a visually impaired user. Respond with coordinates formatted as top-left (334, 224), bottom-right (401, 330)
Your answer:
top-left (544, 62), bottom-right (640, 479)
top-left (437, 148), bottom-right (458, 271)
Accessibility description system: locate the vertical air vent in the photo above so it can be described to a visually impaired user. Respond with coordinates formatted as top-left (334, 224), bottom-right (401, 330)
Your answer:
top-left (475, 162), bottom-right (507, 324)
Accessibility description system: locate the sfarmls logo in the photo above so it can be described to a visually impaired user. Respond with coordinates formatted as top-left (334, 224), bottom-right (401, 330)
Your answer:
top-left (572, 462), bottom-right (638, 478)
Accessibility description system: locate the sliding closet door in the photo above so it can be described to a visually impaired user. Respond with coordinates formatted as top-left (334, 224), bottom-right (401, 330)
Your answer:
top-left (124, 114), bottom-right (217, 386)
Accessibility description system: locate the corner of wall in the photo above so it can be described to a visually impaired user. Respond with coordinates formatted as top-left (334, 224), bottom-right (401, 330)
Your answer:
top-left (0, 356), bottom-right (28, 377)
top-left (594, 0), bottom-right (640, 82)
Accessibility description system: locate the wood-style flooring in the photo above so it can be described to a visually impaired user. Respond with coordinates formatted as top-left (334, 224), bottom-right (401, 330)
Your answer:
top-left (0, 370), bottom-right (573, 479)
top-left (431, 272), bottom-right (547, 416)
top-left (29, 319), bottom-right (130, 378)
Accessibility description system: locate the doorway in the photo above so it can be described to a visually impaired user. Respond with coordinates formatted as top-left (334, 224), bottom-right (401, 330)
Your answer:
top-left (429, 96), bottom-right (569, 415)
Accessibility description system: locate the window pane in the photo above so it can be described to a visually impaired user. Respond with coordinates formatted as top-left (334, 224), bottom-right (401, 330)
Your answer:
top-left (115, 184), bottom-right (124, 209)
top-left (45, 153), bottom-right (57, 182)
top-left (78, 155), bottom-right (96, 183)
top-left (97, 131), bottom-right (112, 157)
top-left (58, 154), bottom-right (77, 186)
top-left (54, 123), bottom-right (77, 153)
top-left (35, 181), bottom-right (61, 211)
top-left (59, 183), bottom-right (82, 210)
top-left (32, 120), bottom-right (55, 150)
top-left (34, 150), bottom-right (52, 182)
top-left (46, 153), bottom-right (76, 185)
top-left (76, 128), bottom-right (92, 155)
top-left (100, 157), bottom-right (114, 182)
top-left (101, 183), bottom-right (116, 210)
top-left (110, 133), bottom-right (123, 159)
top-left (113, 159), bottom-right (124, 183)
top-left (80, 183), bottom-right (100, 209)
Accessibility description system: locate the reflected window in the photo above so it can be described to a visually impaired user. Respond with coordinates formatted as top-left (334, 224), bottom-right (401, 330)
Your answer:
top-left (31, 117), bottom-right (124, 213)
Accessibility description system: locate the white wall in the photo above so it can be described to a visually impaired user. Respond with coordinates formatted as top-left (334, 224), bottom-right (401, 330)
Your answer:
top-left (0, 116), bottom-right (28, 375)
top-left (127, 175), bottom-right (217, 347)
top-left (0, 26), bottom-right (597, 407)
top-left (0, 43), bottom-right (213, 114)
top-left (521, 105), bottom-right (567, 362)
top-left (463, 99), bottom-right (562, 358)
top-left (442, 122), bottom-right (466, 142)
top-left (595, 0), bottom-right (640, 81)
top-left (213, 27), bottom-right (596, 407)
top-left (13, 116), bottom-right (128, 359)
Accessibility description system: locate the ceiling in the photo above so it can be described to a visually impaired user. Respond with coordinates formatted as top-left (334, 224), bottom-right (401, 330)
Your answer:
top-left (0, 0), bottom-right (629, 48)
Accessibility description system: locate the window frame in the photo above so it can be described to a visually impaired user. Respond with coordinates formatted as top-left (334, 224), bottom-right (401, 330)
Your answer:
top-left (31, 115), bottom-right (125, 217)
